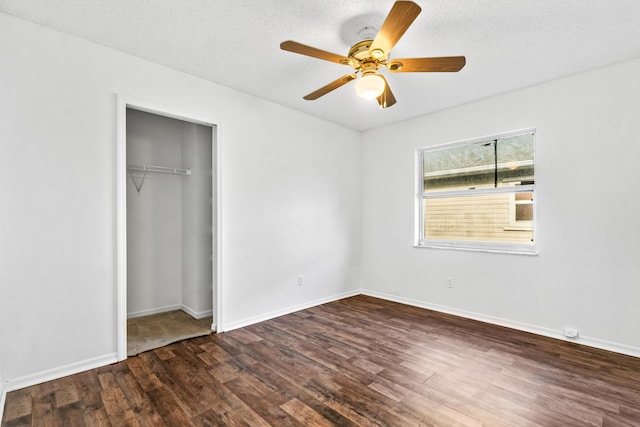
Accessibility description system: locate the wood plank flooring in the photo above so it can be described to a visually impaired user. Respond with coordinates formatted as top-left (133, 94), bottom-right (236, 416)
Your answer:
top-left (3, 295), bottom-right (640, 426)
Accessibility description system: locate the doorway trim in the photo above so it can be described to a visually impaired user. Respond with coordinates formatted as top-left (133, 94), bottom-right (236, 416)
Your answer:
top-left (116, 94), bottom-right (223, 361)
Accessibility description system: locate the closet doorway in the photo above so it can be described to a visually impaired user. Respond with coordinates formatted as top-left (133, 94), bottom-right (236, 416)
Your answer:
top-left (116, 98), bottom-right (220, 360)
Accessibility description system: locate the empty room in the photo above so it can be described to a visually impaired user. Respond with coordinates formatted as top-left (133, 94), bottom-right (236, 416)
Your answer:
top-left (1, 1), bottom-right (639, 425)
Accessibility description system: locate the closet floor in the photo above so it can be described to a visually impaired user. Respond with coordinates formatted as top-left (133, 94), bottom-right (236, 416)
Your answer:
top-left (127, 310), bottom-right (213, 356)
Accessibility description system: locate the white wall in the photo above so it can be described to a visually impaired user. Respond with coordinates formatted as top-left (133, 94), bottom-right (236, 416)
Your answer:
top-left (126, 109), bottom-right (184, 316)
top-left (361, 58), bottom-right (640, 355)
top-left (181, 121), bottom-right (213, 317)
top-left (0, 13), bottom-right (361, 385)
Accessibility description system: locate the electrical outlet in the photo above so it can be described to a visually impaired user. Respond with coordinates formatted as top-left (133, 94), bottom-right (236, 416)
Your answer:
top-left (447, 277), bottom-right (454, 288)
top-left (297, 275), bottom-right (304, 286)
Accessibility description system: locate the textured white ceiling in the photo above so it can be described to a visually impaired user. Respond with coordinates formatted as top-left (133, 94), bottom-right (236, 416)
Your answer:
top-left (2, 0), bottom-right (640, 131)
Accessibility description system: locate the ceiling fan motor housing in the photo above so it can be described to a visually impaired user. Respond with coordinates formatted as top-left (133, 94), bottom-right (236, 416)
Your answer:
top-left (348, 40), bottom-right (375, 61)
top-left (348, 40), bottom-right (385, 77)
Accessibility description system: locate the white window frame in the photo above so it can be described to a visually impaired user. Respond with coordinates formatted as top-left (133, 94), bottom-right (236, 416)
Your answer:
top-left (415, 129), bottom-right (537, 255)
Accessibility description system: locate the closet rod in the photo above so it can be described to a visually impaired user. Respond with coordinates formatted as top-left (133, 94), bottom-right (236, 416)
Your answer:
top-left (127, 163), bottom-right (191, 176)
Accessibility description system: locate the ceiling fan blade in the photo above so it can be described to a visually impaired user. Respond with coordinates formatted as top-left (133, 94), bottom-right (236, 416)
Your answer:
top-left (303, 74), bottom-right (357, 100)
top-left (376, 75), bottom-right (397, 108)
top-left (387, 56), bottom-right (466, 72)
top-left (370, 1), bottom-right (422, 59)
top-left (280, 40), bottom-right (355, 66)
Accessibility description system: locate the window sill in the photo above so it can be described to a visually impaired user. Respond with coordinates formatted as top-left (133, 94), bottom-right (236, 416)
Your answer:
top-left (414, 243), bottom-right (538, 256)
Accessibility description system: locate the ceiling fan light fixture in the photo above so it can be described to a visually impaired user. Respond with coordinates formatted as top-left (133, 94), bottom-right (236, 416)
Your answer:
top-left (355, 73), bottom-right (385, 99)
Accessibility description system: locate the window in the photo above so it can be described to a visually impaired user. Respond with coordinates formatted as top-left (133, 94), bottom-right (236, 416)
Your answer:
top-left (416, 130), bottom-right (535, 253)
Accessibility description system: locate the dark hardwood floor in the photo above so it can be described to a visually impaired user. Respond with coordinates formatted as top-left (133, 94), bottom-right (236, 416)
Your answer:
top-left (3, 295), bottom-right (640, 426)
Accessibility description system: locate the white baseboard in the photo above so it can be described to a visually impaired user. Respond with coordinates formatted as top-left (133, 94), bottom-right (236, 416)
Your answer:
top-left (127, 304), bottom-right (213, 320)
top-left (127, 304), bottom-right (182, 319)
top-left (361, 289), bottom-right (640, 359)
top-left (180, 305), bottom-right (213, 320)
top-left (222, 289), bottom-right (361, 332)
top-left (3, 353), bottom-right (118, 394)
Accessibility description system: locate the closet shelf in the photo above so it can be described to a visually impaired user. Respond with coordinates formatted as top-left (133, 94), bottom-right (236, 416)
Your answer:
top-left (127, 163), bottom-right (191, 176)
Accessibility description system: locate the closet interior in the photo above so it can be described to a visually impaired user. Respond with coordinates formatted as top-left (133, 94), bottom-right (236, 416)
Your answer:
top-left (126, 108), bottom-right (215, 356)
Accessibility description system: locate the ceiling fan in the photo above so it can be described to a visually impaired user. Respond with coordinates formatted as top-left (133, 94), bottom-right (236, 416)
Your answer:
top-left (280, 1), bottom-right (466, 108)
